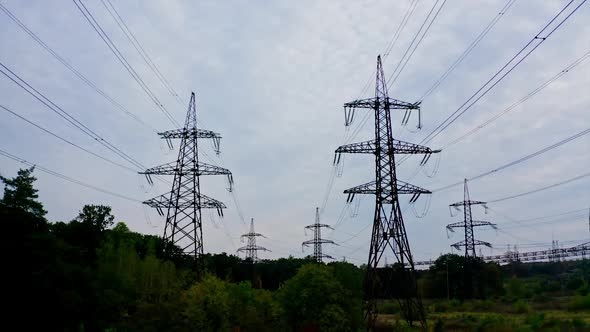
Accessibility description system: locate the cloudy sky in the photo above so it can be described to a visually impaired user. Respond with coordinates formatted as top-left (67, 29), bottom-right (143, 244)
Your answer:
top-left (1, 0), bottom-right (588, 265)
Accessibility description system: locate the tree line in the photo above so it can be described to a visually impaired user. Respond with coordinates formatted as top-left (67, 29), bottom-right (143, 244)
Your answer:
top-left (2, 167), bottom-right (588, 331)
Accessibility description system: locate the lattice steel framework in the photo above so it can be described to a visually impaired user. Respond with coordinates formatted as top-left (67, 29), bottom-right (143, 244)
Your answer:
top-left (302, 207), bottom-right (336, 263)
top-left (237, 218), bottom-right (270, 262)
top-left (140, 92), bottom-right (233, 266)
top-left (335, 55), bottom-right (439, 328)
top-left (447, 179), bottom-right (495, 257)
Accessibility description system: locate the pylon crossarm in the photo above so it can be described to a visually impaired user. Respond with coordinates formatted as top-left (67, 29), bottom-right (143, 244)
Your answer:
top-left (344, 180), bottom-right (431, 203)
top-left (158, 128), bottom-right (221, 140)
top-left (252, 246), bottom-right (270, 252)
top-left (471, 220), bottom-right (497, 228)
top-left (451, 239), bottom-right (492, 250)
top-left (451, 240), bottom-right (466, 250)
top-left (140, 161), bottom-right (232, 177)
top-left (143, 192), bottom-right (227, 210)
top-left (305, 224), bottom-right (334, 230)
top-left (336, 140), bottom-right (376, 155)
top-left (446, 221), bottom-right (464, 231)
top-left (241, 232), bottom-right (266, 238)
top-left (449, 199), bottom-right (486, 207)
top-left (342, 98), bottom-right (420, 127)
top-left (474, 240), bottom-right (492, 247)
top-left (344, 97), bottom-right (419, 110)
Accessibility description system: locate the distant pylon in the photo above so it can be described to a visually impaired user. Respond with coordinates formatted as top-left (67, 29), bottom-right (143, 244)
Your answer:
top-left (140, 92), bottom-right (233, 269)
top-left (335, 55), bottom-right (440, 328)
top-left (447, 179), bottom-right (495, 298)
top-left (302, 207), bottom-right (336, 262)
top-left (447, 179), bottom-right (496, 257)
top-left (237, 218), bottom-right (270, 262)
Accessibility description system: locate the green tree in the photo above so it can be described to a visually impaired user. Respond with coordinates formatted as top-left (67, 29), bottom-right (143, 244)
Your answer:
top-left (0, 167), bottom-right (46, 218)
top-left (75, 204), bottom-right (115, 231)
top-left (277, 264), bottom-right (358, 331)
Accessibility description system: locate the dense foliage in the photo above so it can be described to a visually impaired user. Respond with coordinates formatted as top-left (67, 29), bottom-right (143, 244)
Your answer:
top-left (2, 167), bottom-right (589, 331)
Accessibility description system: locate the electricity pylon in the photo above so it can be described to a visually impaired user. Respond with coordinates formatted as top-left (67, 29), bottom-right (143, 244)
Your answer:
top-left (447, 179), bottom-right (495, 256)
top-left (140, 92), bottom-right (233, 269)
top-left (237, 218), bottom-right (270, 262)
top-left (302, 207), bottom-right (336, 262)
top-left (447, 179), bottom-right (495, 298)
top-left (335, 55), bottom-right (439, 328)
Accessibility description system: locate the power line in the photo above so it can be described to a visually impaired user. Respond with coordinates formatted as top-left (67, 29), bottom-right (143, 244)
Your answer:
top-left (316, 0), bottom-right (426, 219)
top-left (418, 0), bottom-right (586, 146)
top-left (387, 0), bottom-right (448, 88)
top-left (99, 0), bottom-right (183, 104)
top-left (492, 207), bottom-right (588, 224)
top-left (353, 0), bottom-right (421, 108)
top-left (71, 0), bottom-right (179, 127)
top-left (488, 171), bottom-right (590, 203)
top-left (0, 104), bottom-right (136, 173)
top-left (0, 3), bottom-right (158, 133)
top-left (488, 206), bottom-right (588, 230)
top-left (418, 0), bottom-right (518, 101)
top-left (0, 148), bottom-right (140, 203)
top-left (0, 61), bottom-right (147, 171)
top-left (433, 128), bottom-right (590, 192)
top-left (443, 50), bottom-right (590, 148)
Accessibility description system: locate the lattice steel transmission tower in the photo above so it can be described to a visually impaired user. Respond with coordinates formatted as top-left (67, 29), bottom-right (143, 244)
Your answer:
top-left (447, 179), bottom-right (495, 257)
top-left (302, 207), bottom-right (336, 262)
top-left (334, 55), bottom-right (439, 328)
top-left (140, 92), bottom-right (233, 267)
top-left (447, 179), bottom-right (495, 298)
top-left (237, 218), bottom-right (270, 261)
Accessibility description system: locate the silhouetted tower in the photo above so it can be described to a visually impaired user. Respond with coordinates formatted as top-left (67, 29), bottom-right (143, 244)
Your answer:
top-left (447, 179), bottom-right (495, 298)
top-left (447, 179), bottom-right (495, 257)
top-left (237, 218), bottom-right (270, 261)
top-left (140, 92), bottom-right (233, 268)
top-left (334, 55), bottom-right (439, 328)
top-left (302, 207), bottom-right (336, 262)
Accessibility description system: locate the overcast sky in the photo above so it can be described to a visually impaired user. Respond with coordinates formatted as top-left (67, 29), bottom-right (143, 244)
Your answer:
top-left (1, 0), bottom-right (589, 265)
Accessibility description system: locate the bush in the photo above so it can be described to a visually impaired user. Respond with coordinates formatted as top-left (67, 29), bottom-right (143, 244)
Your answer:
top-left (512, 299), bottom-right (531, 314)
top-left (379, 300), bottom-right (399, 314)
top-left (568, 294), bottom-right (590, 311)
top-left (524, 312), bottom-right (545, 330)
top-left (429, 301), bottom-right (450, 313)
top-left (472, 299), bottom-right (495, 311)
top-left (475, 314), bottom-right (517, 332)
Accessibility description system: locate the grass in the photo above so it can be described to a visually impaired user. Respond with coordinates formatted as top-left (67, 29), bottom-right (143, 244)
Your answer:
top-left (376, 298), bottom-right (590, 331)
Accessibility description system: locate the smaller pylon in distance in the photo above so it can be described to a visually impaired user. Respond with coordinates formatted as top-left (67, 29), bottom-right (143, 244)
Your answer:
top-left (237, 218), bottom-right (270, 262)
top-left (446, 179), bottom-right (496, 257)
top-left (302, 207), bottom-right (337, 263)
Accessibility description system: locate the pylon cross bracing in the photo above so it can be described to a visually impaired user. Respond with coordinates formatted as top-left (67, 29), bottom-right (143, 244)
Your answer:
top-left (335, 55), bottom-right (439, 328)
top-left (237, 218), bottom-right (270, 262)
top-left (447, 179), bottom-right (496, 257)
top-left (140, 92), bottom-right (233, 269)
top-left (302, 207), bottom-right (336, 263)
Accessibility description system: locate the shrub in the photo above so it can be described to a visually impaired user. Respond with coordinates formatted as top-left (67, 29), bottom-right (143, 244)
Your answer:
top-left (429, 301), bottom-right (449, 313)
top-left (568, 294), bottom-right (590, 311)
top-left (475, 315), bottom-right (518, 332)
top-left (472, 299), bottom-right (495, 311)
top-left (524, 312), bottom-right (545, 330)
top-left (379, 300), bottom-right (399, 314)
top-left (512, 299), bottom-right (531, 314)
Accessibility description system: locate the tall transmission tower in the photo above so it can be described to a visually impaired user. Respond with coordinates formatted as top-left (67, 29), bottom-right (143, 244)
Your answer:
top-left (302, 207), bottom-right (336, 263)
top-left (447, 179), bottom-right (495, 298)
top-left (334, 55), bottom-right (439, 328)
top-left (140, 92), bottom-right (233, 268)
top-left (237, 218), bottom-right (270, 262)
top-left (446, 179), bottom-right (496, 256)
